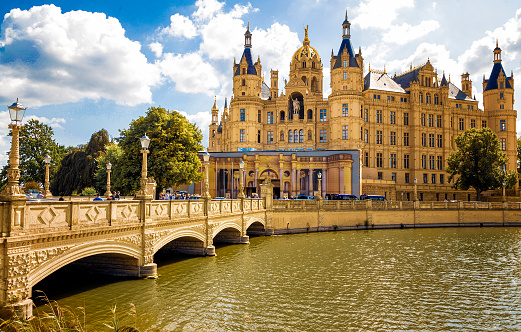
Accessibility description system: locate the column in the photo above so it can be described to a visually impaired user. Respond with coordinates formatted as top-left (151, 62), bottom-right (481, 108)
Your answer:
top-left (308, 170), bottom-right (313, 195)
top-left (279, 166), bottom-right (284, 196)
top-left (339, 167), bottom-right (344, 194)
top-left (344, 164), bottom-right (352, 195)
top-left (322, 168), bottom-right (327, 195)
top-left (297, 168), bottom-right (301, 195)
top-left (291, 168), bottom-right (296, 197)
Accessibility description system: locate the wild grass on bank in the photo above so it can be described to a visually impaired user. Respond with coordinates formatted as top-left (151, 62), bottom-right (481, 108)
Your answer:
top-left (0, 292), bottom-right (139, 332)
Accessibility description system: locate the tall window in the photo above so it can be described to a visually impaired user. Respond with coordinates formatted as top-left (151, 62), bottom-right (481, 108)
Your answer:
top-left (280, 131), bottom-right (284, 141)
top-left (342, 126), bottom-right (348, 140)
top-left (376, 130), bottom-right (382, 144)
top-left (437, 115), bottom-right (442, 128)
top-left (376, 153), bottom-right (383, 167)
top-left (320, 109), bottom-right (327, 122)
top-left (343, 60), bottom-right (348, 67)
top-left (342, 104), bottom-right (348, 117)
top-left (403, 133), bottom-right (409, 146)
top-left (257, 130), bottom-right (261, 143)
top-left (440, 174), bottom-right (444, 184)
top-left (429, 134), bottom-right (434, 147)
top-left (343, 72), bottom-right (348, 80)
top-left (294, 130), bottom-right (299, 143)
top-left (431, 174), bottom-right (436, 184)
top-left (404, 113), bottom-right (409, 125)
top-left (390, 111), bottom-right (396, 124)
top-left (390, 131), bottom-right (396, 145)
top-left (319, 130), bottom-right (327, 143)
top-left (437, 156), bottom-right (443, 170)
top-left (422, 155), bottom-right (426, 169)
top-left (299, 130), bottom-right (304, 143)
top-left (404, 154), bottom-right (410, 169)
top-left (258, 110), bottom-right (261, 123)
top-left (501, 138), bottom-right (506, 151)
top-left (429, 155), bottom-right (435, 169)
top-left (422, 133), bottom-right (426, 147)
top-left (364, 109), bottom-right (368, 122)
top-left (240, 109), bottom-right (245, 122)
top-left (267, 131), bottom-right (273, 144)
top-left (390, 154), bottom-right (396, 168)
top-left (376, 110), bottom-right (382, 123)
top-left (421, 113), bottom-right (426, 126)
top-left (405, 173), bottom-right (410, 183)
top-left (459, 118), bottom-right (464, 130)
top-left (428, 114), bottom-right (434, 127)
top-left (482, 120), bottom-right (487, 128)
top-left (267, 112), bottom-right (273, 124)
top-left (364, 130), bottom-right (368, 143)
top-left (288, 130), bottom-right (293, 143)
top-left (423, 174), bottom-right (427, 184)
top-left (240, 129), bottom-right (245, 142)
top-left (365, 152), bottom-right (369, 166)
top-left (470, 119), bottom-right (475, 128)
top-left (437, 134), bottom-right (443, 148)
top-left (500, 120), bottom-right (506, 131)
top-left (280, 111), bottom-right (285, 121)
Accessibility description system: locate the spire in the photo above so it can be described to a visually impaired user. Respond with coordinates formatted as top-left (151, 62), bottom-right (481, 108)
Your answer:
top-left (440, 72), bottom-right (448, 87)
top-left (303, 25), bottom-right (310, 46)
top-left (224, 96), bottom-right (227, 109)
top-left (212, 96), bottom-right (218, 110)
top-left (494, 39), bottom-right (502, 63)
top-left (342, 11), bottom-right (351, 39)
top-left (244, 22), bottom-right (252, 48)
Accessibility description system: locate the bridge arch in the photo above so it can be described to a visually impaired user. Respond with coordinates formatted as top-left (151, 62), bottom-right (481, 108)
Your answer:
top-left (153, 229), bottom-right (207, 256)
top-left (245, 216), bottom-right (266, 229)
top-left (29, 241), bottom-right (142, 289)
top-left (212, 221), bottom-right (242, 238)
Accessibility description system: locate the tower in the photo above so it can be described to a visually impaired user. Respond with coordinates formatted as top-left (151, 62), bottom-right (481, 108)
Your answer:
top-left (208, 96), bottom-right (220, 152)
top-left (461, 72), bottom-right (472, 98)
top-left (483, 41), bottom-right (516, 173)
top-left (270, 70), bottom-right (279, 99)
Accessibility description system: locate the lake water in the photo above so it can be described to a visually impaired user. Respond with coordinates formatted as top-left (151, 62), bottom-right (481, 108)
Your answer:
top-left (36, 227), bottom-right (521, 331)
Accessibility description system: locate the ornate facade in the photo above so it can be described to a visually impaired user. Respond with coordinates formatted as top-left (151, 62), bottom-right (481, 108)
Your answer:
top-left (205, 14), bottom-right (516, 201)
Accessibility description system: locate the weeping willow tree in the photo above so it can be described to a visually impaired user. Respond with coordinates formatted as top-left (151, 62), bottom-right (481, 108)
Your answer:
top-left (51, 129), bottom-right (110, 196)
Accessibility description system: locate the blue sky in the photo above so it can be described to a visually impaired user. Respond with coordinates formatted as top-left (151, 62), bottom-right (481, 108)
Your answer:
top-left (0, 0), bottom-right (520, 165)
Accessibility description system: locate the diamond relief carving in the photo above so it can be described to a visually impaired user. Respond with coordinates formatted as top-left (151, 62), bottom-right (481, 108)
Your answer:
top-left (37, 207), bottom-right (57, 225)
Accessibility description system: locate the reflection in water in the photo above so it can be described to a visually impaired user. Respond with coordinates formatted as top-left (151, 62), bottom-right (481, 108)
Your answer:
top-left (36, 228), bottom-right (521, 330)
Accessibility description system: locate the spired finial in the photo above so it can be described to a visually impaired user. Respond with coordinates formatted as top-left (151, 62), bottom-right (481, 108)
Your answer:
top-left (345, 10), bottom-right (348, 21)
top-left (384, 65), bottom-right (386, 74)
top-left (496, 38), bottom-right (498, 48)
top-left (303, 25), bottom-right (310, 45)
top-left (247, 21), bottom-right (250, 31)
top-left (368, 63), bottom-right (371, 71)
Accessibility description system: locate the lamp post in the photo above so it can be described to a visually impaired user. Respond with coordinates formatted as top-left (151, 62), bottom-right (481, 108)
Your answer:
top-left (413, 178), bottom-right (418, 202)
top-left (43, 154), bottom-right (52, 198)
top-left (238, 160), bottom-right (245, 198)
top-left (105, 162), bottom-right (112, 197)
top-left (317, 172), bottom-right (322, 198)
top-left (135, 134), bottom-right (151, 200)
top-left (202, 151), bottom-right (211, 198)
top-left (502, 181), bottom-right (506, 202)
top-left (1, 99), bottom-right (26, 200)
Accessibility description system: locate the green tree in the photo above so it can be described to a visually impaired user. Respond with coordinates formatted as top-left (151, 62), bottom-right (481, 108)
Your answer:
top-left (446, 127), bottom-right (518, 201)
top-left (51, 129), bottom-right (110, 196)
top-left (0, 119), bottom-right (68, 189)
top-left (94, 143), bottom-right (124, 193)
top-left (117, 107), bottom-right (204, 196)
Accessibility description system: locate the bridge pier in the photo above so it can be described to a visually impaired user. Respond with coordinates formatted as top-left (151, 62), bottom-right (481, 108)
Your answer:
top-left (139, 263), bottom-right (157, 278)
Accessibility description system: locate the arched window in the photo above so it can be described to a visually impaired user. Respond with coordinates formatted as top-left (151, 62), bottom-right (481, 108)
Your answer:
top-left (288, 130), bottom-right (293, 143)
top-left (426, 93), bottom-right (431, 104)
top-left (312, 62), bottom-right (316, 69)
top-left (307, 109), bottom-right (313, 119)
top-left (258, 110), bottom-right (261, 123)
top-left (294, 130), bottom-right (299, 143)
top-left (242, 68), bottom-right (246, 75)
top-left (280, 131), bottom-right (284, 141)
top-left (302, 62), bottom-right (306, 68)
top-left (257, 130), bottom-right (261, 144)
top-left (299, 130), bottom-right (304, 143)
top-left (308, 130), bottom-right (312, 140)
top-left (280, 110), bottom-right (285, 121)
top-left (434, 94), bottom-right (439, 105)
top-left (419, 93), bottom-right (423, 103)
top-left (302, 76), bottom-right (307, 85)
top-left (212, 130), bottom-right (215, 137)
top-left (242, 79), bottom-right (245, 86)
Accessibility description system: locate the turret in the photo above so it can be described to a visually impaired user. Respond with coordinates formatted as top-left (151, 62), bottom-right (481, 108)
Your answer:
top-left (232, 22), bottom-right (262, 98)
top-left (461, 72), bottom-right (472, 99)
top-left (270, 70), bottom-right (279, 99)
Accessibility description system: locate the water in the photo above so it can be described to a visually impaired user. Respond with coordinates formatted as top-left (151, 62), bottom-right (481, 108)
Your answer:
top-left (36, 227), bottom-right (521, 331)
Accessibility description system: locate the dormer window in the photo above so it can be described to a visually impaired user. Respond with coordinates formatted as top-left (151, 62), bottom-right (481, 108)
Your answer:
top-left (242, 68), bottom-right (246, 75)
top-left (343, 60), bottom-right (347, 67)
top-left (500, 82), bottom-right (504, 89)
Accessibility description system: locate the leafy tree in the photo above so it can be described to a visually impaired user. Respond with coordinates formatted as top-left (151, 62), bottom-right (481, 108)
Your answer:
top-left (94, 143), bottom-right (124, 193)
top-left (117, 107), bottom-right (204, 196)
top-left (0, 119), bottom-right (68, 188)
top-left (446, 127), bottom-right (518, 201)
top-left (80, 187), bottom-right (97, 196)
top-left (51, 129), bottom-right (110, 196)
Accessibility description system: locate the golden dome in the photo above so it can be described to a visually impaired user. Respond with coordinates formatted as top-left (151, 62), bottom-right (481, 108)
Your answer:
top-left (292, 26), bottom-right (321, 63)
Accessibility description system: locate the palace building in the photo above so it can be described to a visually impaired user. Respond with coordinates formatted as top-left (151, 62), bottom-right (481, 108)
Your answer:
top-left (201, 14), bottom-right (516, 201)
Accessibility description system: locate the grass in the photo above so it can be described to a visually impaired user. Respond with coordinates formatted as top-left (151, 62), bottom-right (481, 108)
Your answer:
top-left (0, 292), bottom-right (139, 332)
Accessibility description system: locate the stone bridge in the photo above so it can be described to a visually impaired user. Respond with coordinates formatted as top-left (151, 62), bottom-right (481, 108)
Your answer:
top-left (0, 191), bottom-right (273, 316)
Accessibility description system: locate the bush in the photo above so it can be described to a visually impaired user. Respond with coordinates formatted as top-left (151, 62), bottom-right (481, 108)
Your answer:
top-left (80, 187), bottom-right (97, 196)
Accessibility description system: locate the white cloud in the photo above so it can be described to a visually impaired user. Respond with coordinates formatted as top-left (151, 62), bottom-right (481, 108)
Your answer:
top-left (149, 42), bottom-right (163, 58)
top-left (352, 0), bottom-right (414, 30)
top-left (26, 115), bottom-right (67, 129)
top-left (383, 20), bottom-right (440, 45)
top-left (0, 5), bottom-right (161, 107)
top-left (178, 110), bottom-right (212, 143)
top-left (193, 0), bottom-right (225, 21)
top-left (161, 13), bottom-right (197, 38)
top-left (157, 52), bottom-right (221, 95)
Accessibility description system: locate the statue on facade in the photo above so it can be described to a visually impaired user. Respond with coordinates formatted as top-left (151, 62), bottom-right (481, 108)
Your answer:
top-left (292, 98), bottom-right (300, 115)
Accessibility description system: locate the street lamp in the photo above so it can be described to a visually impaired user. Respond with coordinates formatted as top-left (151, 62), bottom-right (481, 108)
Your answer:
top-left (43, 154), bottom-right (52, 198)
top-left (1, 99), bottom-right (26, 200)
top-left (105, 162), bottom-right (112, 197)
top-left (502, 181), bottom-right (506, 202)
top-left (238, 160), bottom-right (245, 198)
top-left (413, 178), bottom-right (418, 202)
top-left (135, 133), bottom-right (151, 199)
top-left (317, 172), bottom-right (322, 198)
top-left (202, 151), bottom-right (211, 198)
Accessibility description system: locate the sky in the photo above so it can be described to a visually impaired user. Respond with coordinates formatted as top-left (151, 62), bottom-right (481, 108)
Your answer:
top-left (0, 0), bottom-right (520, 165)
